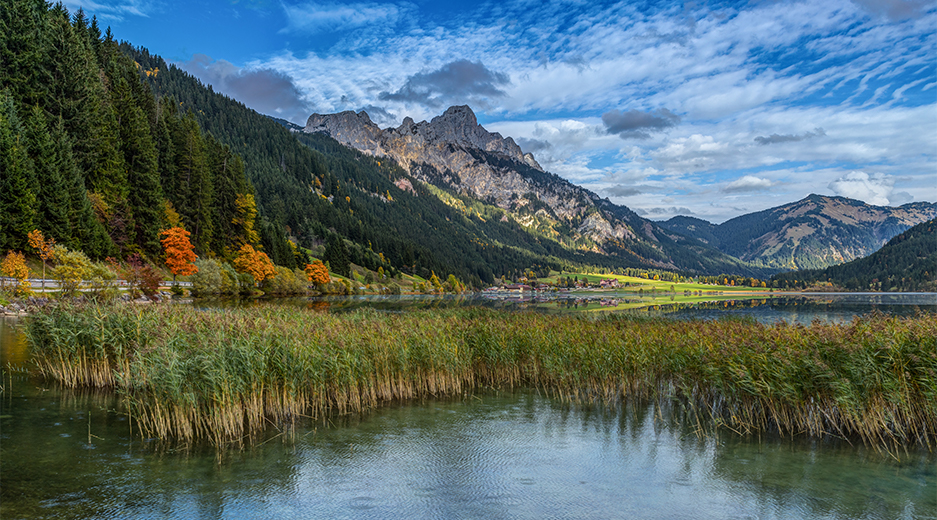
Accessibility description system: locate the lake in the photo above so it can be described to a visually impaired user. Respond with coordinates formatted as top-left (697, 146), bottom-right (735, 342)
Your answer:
top-left (2, 294), bottom-right (935, 519)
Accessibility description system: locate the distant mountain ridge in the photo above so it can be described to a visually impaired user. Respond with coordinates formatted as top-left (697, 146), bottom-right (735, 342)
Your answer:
top-left (772, 218), bottom-right (937, 291)
top-left (304, 106), bottom-right (762, 275)
top-left (660, 194), bottom-right (937, 270)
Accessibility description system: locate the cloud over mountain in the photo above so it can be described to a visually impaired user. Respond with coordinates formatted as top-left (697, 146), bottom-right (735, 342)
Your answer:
top-left (182, 54), bottom-right (312, 124)
top-left (828, 171), bottom-right (897, 206)
top-left (379, 60), bottom-right (510, 109)
top-left (602, 108), bottom-right (680, 139)
top-left (722, 176), bottom-right (776, 193)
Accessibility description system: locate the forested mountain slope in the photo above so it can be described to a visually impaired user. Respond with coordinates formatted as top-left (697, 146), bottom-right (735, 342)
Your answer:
top-left (126, 50), bottom-right (768, 282)
top-left (661, 195), bottom-right (937, 270)
top-left (305, 106), bottom-right (765, 277)
top-left (772, 219), bottom-right (937, 291)
top-left (1, 0), bottom-right (257, 263)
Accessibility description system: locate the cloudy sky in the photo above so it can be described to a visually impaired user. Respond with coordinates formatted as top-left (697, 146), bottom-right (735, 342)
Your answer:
top-left (69, 0), bottom-right (935, 223)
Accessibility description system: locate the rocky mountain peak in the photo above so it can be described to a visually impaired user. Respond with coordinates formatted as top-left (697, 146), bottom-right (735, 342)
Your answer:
top-left (305, 105), bottom-right (543, 173)
top-left (432, 105), bottom-right (478, 128)
top-left (303, 105), bottom-right (655, 251)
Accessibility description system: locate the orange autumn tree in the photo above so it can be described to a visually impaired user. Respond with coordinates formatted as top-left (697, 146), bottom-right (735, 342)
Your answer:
top-left (233, 244), bottom-right (276, 286)
top-left (160, 227), bottom-right (198, 285)
top-left (304, 259), bottom-right (330, 288)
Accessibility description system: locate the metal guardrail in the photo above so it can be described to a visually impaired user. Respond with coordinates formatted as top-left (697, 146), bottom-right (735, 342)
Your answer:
top-left (0, 277), bottom-right (192, 289)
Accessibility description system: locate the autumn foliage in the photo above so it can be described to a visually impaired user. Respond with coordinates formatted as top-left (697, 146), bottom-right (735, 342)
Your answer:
top-left (27, 229), bottom-right (56, 290)
top-left (160, 227), bottom-right (198, 280)
top-left (1, 251), bottom-right (31, 295)
top-left (304, 260), bottom-right (330, 286)
top-left (233, 244), bottom-right (276, 285)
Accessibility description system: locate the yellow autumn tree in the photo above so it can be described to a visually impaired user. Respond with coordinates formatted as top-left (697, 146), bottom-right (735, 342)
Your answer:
top-left (233, 244), bottom-right (276, 285)
top-left (160, 227), bottom-right (198, 285)
top-left (232, 193), bottom-right (260, 247)
top-left (27, 229), bottom-right (55, 291)
top-left (1, 251), bottom-right (31, 295)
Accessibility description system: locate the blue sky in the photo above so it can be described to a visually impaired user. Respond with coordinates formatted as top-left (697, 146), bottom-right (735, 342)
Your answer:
top-left (68, 0), bottom-right (936, 223)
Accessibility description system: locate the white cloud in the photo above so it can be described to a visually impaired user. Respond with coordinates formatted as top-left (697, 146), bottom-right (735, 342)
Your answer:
top-left (280, 2), bottom-right (407, 34)
top-left (61, 0), bottom-right (151, 21)
top-left (723, 176), bottom-right (775, 193)
top-left (247, 0), bottom-right (935, 220)
top-left (828, 171), bottom-right (895, 205)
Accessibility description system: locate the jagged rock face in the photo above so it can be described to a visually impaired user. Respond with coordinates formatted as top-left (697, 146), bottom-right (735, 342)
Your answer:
top-left (305, 105), bottom-right (642, 247)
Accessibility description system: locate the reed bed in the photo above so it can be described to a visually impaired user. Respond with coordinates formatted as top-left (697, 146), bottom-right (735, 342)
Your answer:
top-left (25, 304), bottom-right (937, 448)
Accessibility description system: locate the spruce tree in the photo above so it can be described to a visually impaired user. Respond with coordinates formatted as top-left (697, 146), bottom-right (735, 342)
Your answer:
top-left (24, 105), bottom-right (72, 245)
top-left (324, 234), bottom-right (350, 277)
top-left (0, 0), bottom-right (49, 107)
top-left (171, 112), bottom-right (214, 254)
top-left (0, 91), bottom-right (37, 251)
top-left (112, 74), bottom-right (163, 256)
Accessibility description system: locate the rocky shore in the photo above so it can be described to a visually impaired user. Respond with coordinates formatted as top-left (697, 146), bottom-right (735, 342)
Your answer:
top-left (0, 292), bottom-right (177, 317)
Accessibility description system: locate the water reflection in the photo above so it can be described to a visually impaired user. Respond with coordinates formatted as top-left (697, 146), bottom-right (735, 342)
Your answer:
top-left (1, 366), bottom-right (933, 520)
top-left (2, 297), bottom-right (935, 519)
top-left (195, 292), bottom-right (936, 325)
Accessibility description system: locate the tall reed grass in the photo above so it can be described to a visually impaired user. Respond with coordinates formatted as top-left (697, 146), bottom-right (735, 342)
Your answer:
top-left (26, 304), bottom-right (937, 448)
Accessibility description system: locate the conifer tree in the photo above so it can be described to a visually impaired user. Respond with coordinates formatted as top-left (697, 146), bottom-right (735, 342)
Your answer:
top-left (53, 116), bottom-right (114, 258)
top-left (0, 91), bottom-right (37, 251)
top-left (0, 0), bottom-right (49, 107)
top-left (324, 234), bottom-right (350, 277)
top-left (171, 113), bottom-right (213, 254)
top-left (112, 74), bottom-right (162, 256)
top-left (24, 106), bottom-right (72, 245)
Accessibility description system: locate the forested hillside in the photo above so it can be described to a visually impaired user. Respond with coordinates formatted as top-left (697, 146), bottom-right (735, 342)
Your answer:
top-left (772, 219), bottom-right (937, 292)
top-left (1, 0), bottom-right (259, 264)
top-left (123, 43), bottom-right (763, 284)
top-left (662, 195), bottom-right (937, 270)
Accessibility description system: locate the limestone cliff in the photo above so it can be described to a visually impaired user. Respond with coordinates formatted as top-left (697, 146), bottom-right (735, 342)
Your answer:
top-left (305, 105), bottom-right (649, 253)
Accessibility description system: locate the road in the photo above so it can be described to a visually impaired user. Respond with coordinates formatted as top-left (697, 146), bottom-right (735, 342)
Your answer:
top-left (0, 277), bottom-right (192, 291)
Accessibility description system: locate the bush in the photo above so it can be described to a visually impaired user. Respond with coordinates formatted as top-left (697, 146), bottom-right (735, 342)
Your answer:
top-left (262, 266), bottom-right (307, 295)
top-left (51, 245), bottom-right (94, 298)
top-left (191, 258), bottom-right (223, 296)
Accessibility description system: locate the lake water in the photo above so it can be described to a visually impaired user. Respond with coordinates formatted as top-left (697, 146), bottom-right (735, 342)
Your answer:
top-left (200, 291), bottom-right (937, 325)
top-left (2, 294), bottom-right (935, 519)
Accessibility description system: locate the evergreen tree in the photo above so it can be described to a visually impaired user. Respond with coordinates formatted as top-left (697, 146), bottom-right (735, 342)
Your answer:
top-left (24, 106), bottom-right (71, 245)
top-left (170, 112), bottom-right (213, 254)
top-left (0, 0), bottom-right (49, 107)
top-left (0, 91), bottom-right (37, 251)
top-left (324, 233), bottom-right (350, 277)
top-left (206, 134), bottom-right (252, 256)
top-left (44, 4), bottom-right (126, 210)
top-left (112, 74), bottom-right (162, 256)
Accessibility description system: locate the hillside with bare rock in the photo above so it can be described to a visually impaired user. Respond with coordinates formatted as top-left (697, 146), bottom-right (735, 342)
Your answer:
top-left (661, 195), bottom-right (937, 270)
top-left (304, 105), bottom-right (758, 274)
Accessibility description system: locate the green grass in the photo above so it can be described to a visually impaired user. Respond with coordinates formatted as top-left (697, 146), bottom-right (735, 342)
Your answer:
top-left (532, 294), bottom-right (773, 314)
top-left (540, 272), bottom-right (770, 293)
top-left (25, 304), bottom-right (937, 448)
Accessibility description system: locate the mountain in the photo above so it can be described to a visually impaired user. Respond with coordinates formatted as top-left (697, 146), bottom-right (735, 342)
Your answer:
top-left (303, 106), bottom-right (763, 276)
top-left (118, 47), bottom-right (766, 285)
top-left (660, 195), bottom-right (937, 270)
top-left (772, 218), bottom-right (937, 291)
